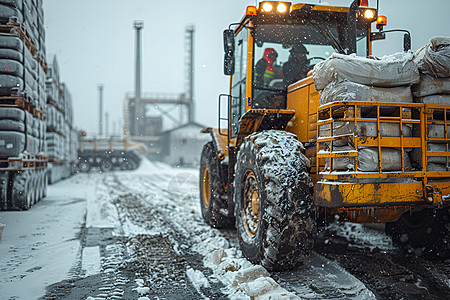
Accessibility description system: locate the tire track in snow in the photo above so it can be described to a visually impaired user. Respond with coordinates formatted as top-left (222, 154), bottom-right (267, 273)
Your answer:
top-left (103, 165), bottom-right (377, 299)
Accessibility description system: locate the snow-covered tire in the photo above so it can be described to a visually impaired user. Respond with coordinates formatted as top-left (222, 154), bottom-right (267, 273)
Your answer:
top-left (11, 170), bottom-right (31, 210)
top-left (78, 158), bottom-right (91, 172)
top-left (31, 171), bottom-right (37, 205)
top-left (199, 142), bottom-right (233, 228)
top-left (100, 159), bottom-right (113, 172)
top-left (385, 209), bottom-right (449, 254)
top-left (42, 171), bottom-right (48, 197)
top-left (234, 130), bottom-right (316, 271)
top-left (36, 170), bottom-right (44, 202)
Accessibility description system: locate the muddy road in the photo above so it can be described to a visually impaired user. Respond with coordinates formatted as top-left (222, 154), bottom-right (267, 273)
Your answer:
top-left (0, 159), bottom-right (449, 299)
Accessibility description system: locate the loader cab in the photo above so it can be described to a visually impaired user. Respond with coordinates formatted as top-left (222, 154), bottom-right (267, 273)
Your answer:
top-left (226, 1), bottom-right (377, 138)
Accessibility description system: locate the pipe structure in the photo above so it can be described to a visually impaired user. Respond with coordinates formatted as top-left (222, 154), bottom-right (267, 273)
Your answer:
top-left (134, 20), bottom-right (144, 135)
top-left (98, 84), bottom-right (103, 136)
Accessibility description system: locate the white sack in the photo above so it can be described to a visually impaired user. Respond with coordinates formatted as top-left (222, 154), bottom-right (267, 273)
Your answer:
top-left (427, 123), bottom-right (450, 139)
top-left (319, 81), bottom-right (413, 105)
top-left (358, 148), bottom-right (411, 172)
top-left (426, 163), bottom-right (447, 171)
top-left (325, 145), bottom-right (355, 171)
top-left (319, 121), bottom-right (412, 147)
top-left (415, 94), bottom-right (450, 105)
top-left (325, 146), bottom-right (410, 171)
top-left (312, 52), bottom-right (420, 90)
top-left (412, 75), bottom-right (450, 97)
top-left (414, 37), bottom-right (450, 78)
top-left (411, 143), bottom-right (448, 165)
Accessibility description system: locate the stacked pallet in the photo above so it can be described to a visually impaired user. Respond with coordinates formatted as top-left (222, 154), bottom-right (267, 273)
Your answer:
top-left (0, 0), bottom-right (47, 209)
top-left (45, 56), bottom-right (78, 183)
top-left (412, 37), bottom-right (450, 171)
top-left (313, 52), bottom-right (420, 172)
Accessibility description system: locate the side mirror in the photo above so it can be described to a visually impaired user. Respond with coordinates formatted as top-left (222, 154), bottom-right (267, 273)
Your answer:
top-left (223, 29), bottom-right (235, 75)
top-left (403, 33), bottom-right (411, 52)
top-left (223, 29), bottom-right (235, 54)
top-left (224, 53), bottom-right (235, 76)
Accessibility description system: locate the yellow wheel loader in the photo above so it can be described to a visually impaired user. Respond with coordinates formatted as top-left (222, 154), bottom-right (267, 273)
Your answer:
top-left (200, 1), bottom-right (450, 271)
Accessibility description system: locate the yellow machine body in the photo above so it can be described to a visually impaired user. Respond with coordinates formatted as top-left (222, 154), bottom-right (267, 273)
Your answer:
top-left (207, 1), bottom-right (450, 223)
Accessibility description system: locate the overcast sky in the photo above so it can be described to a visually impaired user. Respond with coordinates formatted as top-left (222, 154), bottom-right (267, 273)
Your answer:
top-left (43, 0), bottom-right (450, 135)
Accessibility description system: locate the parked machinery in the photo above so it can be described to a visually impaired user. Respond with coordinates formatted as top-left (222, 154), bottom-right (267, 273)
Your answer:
top-left (77, 135), bottom-right (146, 172)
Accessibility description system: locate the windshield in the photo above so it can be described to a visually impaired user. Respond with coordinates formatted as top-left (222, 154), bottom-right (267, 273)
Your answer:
top-left (252, 23), bottom-right (367, 108)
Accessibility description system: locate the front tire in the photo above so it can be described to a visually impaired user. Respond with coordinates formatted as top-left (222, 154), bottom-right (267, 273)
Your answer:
top-left (199, 142), bottom-right (233, 228)
top-left (234, 130), bottom-right (316, 271)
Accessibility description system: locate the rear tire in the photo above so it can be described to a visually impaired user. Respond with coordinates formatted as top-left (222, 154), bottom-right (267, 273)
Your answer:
top-left (234, 130), bottom-right (316, 271)
top-left (386, 209), bottom-right (449, 254)
top-left (199, 142), bottom-right (233, 228)
top-left (11, 171), bottom-right (31, 210)
top-left (100, 159), bottom-right (113, 172)
top-left (78, 158), bottom-right (91, 172)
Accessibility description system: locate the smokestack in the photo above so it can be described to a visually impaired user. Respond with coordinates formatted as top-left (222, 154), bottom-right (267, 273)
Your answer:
top-left (98, 84), bottom-right (103, 136)
top-left (134, 20), bottom-right (144, 135)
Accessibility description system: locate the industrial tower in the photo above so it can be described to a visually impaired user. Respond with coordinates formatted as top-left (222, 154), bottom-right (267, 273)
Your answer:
top-left (125, 24), bottom-right (195, 154)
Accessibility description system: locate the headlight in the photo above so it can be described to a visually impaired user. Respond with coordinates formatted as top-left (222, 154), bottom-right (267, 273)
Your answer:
top-left (277, 3), bottom-right (287, 13)
top-left (364, 9), bottom-right (375, 19)
top-left (262, 2), bottom-right (273, 12)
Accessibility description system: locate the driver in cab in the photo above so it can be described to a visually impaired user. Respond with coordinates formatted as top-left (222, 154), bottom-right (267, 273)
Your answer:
top-left (254, 48), bottom-right (278, 88)
top-left (282, 43), bottom-right (310, 87)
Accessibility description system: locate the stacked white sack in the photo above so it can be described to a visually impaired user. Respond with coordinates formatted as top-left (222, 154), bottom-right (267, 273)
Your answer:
top-left (412, 37), bottom-right (450, 171)
top-left (312, 52), bottom-right (420, 172)
top-left (313, 52), bottom-right (419, 91)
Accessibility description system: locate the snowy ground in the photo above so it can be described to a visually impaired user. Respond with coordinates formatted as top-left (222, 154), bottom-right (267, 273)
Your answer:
top-left (0, 157), bottom-right (449, 299)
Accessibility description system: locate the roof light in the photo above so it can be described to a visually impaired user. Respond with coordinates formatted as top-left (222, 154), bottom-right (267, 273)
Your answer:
top-left (277, 3), bottom-right (287, 13)
top-left (359, 0), bottom-right (369, 7)
top-left (376, 15), bottom-right (387, 30)
top-left (364, 9), bottom-right (375, 19)
top-left (246, 6), bottom-right (257, 16)
top-left (376, 15), bottom-right (387, 26)
top-left (262, 2), bottom-right (273, 12)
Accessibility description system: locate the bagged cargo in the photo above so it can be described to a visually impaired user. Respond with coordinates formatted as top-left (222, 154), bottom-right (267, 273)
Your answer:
top-left (319, 121), bottom-right (412, 147)
top-left (319, 80), bottom-right (413, 105)
top-left (0, 4), bottom-right (23, 24)
top-left (325, 146), bottom-right (411, 171)
top-left (415, 94), bottom-right (450, 105)
top-left (426, 163), bottom-right (447, 172)
top-left (412, 75), bottom-right (450, 97)
top-left (411, 143), bottom-right (447, 165)
top-left (0, 120), bottom-right (25, 132)
top-left (0, 131), bottom-right (25, 157)
top-left (0, 0), bottom-right (23, 10)
top-left (414, 37), bottom-right (450, 78)
top-left (358, 147), bottom-right (411, 172)
top-left (312, 52), bottom-right (420, 90)
top-left (0, 107), bottom-right (25, 121)
top-left (425, 123), bottom-right (450, 139)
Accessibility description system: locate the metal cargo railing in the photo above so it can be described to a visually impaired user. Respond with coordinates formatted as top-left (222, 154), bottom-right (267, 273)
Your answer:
top-left (316, 101), bottom-right (450, 183)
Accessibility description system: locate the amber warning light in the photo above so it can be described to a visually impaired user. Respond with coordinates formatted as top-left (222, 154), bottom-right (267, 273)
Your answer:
top-left (246, 6), bottom-right (257, 16)
top-left (359, 0), bottom-right (369, 6)
top-left (376, 15), bottom-right (387, 30)
top-left (377, 15), bottom-right (387, 26)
